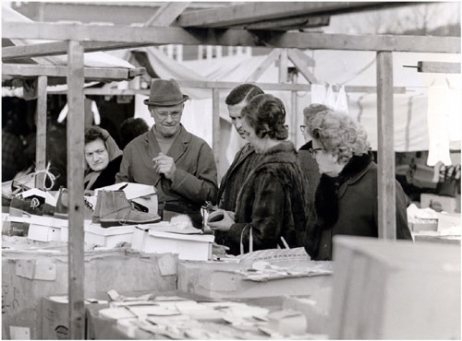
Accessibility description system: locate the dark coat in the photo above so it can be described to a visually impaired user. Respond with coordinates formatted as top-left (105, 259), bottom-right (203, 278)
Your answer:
top-left (304, 153), bottom-right (412, 261)
top-left (226, 141), bottom-right (308, 255)
top-left (88, 155), bottom-right (123, 190)
top-left (116, 125), bottom-right (218, 226)
top-left (298, 141), bottom-right (322, 235)
top-left (215, 143), bottom-right (262, 247)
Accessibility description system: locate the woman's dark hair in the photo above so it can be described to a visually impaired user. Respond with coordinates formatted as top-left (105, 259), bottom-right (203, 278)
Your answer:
top-left (225, 84), bottom-right (264, 106)
top-left (241, 94), bottom-right (288, 140)
top-left (120, 117), bottom-right (149, 149)
top-left (84, 126), bottom-right (107, 145)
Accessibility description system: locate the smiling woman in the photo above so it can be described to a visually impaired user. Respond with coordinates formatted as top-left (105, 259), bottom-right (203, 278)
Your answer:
top-left (84, 126), bottom-right (123, 191)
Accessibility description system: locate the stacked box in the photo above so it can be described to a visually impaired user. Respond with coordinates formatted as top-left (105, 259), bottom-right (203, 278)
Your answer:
top-left (2, 248), bottom-right (177, 339)
top-left (330, 236), bottom-right (461, 339)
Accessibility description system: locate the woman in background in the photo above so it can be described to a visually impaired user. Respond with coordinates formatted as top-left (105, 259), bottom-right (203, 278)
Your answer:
top-left (84, 126), bottom-right (123, 191)
top-left (304, 110), bottom-right (412, 260)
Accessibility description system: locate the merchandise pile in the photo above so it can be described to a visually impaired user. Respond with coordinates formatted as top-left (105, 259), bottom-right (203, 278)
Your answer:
top-left (97, 292), bottom-right (327, 339)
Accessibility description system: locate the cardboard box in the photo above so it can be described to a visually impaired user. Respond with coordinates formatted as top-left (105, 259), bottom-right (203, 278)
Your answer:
top-left (84, 224), bottom-right (136, 247)
top-left (27, 224), bottom-right (62, 242)
top-left (2, 249), bottom-right (177, 339)
top-left (420, 193), bottom-right (461, 213)
top-left (132, 228), bottom-right (214, 261)
top-left (177, 259), bottom-right (332, 300)
top-left (41, 295), bottom-right (108, 340)
top-left (282, 287), bottom-right (331, 335)
top-left (330, 236), bottom-right (461, 340)
top-left (437, 212), bottom-right (461, 232)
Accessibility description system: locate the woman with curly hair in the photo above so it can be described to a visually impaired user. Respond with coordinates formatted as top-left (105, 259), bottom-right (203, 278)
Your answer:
top-left (208, 94), bottom-right (308, 255)
top-left (304, 110), bottom-right (412, 260)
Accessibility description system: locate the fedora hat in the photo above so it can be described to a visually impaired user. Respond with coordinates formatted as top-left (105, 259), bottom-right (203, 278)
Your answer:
top-left (144, 79), bottom-right (189, 107)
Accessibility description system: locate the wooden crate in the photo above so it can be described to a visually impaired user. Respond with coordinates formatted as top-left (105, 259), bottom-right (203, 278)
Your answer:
top-left (2, 248), bottom-right (177, 339)
top-left (330, 236), bottom-right (461, 339)
top-left (177, 259), bottom-right (332, 300)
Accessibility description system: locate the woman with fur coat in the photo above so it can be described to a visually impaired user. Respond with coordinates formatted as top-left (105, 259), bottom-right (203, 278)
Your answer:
top-left (208, 94), bottom-right (308, 255)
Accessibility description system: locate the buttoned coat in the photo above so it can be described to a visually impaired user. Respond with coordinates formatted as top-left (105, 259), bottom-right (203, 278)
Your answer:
top-left (116, 125), bottom-right (218, 215)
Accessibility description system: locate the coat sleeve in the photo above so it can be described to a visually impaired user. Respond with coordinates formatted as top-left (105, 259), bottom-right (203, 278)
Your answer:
top-left (228, 172), bottom-right (285, 251)
top-left (169, 142), bottom-right (218, 205)
top-left (115, 150), bottom-right (132, 183)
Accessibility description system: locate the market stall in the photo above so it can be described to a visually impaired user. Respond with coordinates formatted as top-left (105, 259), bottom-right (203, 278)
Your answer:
top-left (2, 2), bottom-right (461, 339)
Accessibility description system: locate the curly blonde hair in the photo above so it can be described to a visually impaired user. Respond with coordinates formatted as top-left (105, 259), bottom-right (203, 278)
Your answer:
top-left (303, 103), bottom-right (334, 128)
top-left (308, 110), bottom-right (370, 164)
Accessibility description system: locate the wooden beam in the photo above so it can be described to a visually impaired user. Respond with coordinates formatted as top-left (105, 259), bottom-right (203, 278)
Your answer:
top-left (212, 88), bottom-right (221, 171)
top-left (145, 2), bottom-right (191, 26)
top-left (245, 48), bottom-right (281, 82)
top-left (67, 40), bottom-right (85, 339)
top-left (2, 64), bottom-right (143, 81)
top-left (376, 51), bottom-right (396, 240)
top-left (35, 76), bottom-right (47, 189)
top-left (2, 3), bottom-right (189, 62)
top-left (287, 48), bottom-right (318, 83)
top-left (175, 2), bottom-right (416, 28)
top-left (417, 61), bottom-right (461, 74)
top-left (2, 22), bottom-right (460, 53)
top-left (47, 81), bottom-right (407, 95)
top-left (241, 16), bottom-right (330, 31)
top-left (2, 42), bottom-right (154, 61)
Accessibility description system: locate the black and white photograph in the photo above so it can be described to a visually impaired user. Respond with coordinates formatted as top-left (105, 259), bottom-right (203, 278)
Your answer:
top-left (1, 1), bottom-right (461, 339)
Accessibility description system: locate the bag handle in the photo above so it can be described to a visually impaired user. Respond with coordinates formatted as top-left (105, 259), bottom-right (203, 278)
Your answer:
top-left (240, 225), bottom-right (253, 255)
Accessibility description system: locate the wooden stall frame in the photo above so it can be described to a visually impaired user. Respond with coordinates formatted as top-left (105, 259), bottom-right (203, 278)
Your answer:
top-left (3, 4), bottom-right (460, 337)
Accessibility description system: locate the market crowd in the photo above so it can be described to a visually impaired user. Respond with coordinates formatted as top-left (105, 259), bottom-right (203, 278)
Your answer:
top-left (4, 79), bottom-right (412, 260)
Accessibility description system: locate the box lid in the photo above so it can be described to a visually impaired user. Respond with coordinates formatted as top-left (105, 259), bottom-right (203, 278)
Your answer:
top-left (137, 222), bottom-right (201, 235)
top-left (85, 223), bottom-right (136, 236)
top-left (149, 230), bottom-right (214, 243)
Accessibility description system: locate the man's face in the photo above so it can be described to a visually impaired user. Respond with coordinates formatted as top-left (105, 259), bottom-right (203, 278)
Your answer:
top-left (149, 104), bottom-right (184, 137)
top-left (227, 101), bottom-right (248, 139)
top-left (84, 138), bottom-right (109, 172)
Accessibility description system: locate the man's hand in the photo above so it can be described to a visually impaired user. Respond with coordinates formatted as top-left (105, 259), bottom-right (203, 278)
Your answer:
top-left (153, 153), bottom-right (176, 179)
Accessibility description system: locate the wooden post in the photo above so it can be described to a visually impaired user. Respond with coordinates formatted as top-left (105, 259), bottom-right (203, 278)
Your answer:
top-left (376, 51), bottom-right (396, 240)
top-left (66, 40), bottom-right (86, 339)
top-left (279, 49), bottom-right (288, 83)
top-left (35, 75), bottom-right (47, 188)
top-left (290, 71), bottom-right (298, 144)
top-left (212, 88), bottom-right (221, 172)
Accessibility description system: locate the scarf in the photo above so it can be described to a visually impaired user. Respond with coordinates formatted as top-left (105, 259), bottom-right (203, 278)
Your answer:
top-left (314, 152), bottom-right (373, 229)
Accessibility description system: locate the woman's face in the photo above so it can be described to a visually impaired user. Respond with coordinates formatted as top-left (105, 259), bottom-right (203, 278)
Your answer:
top-left (84, 138), bottom-right (109, 172)
top-left (241, 118), bottom-right (266, 154)
top-left (311, 139), bottom-right (345, 177)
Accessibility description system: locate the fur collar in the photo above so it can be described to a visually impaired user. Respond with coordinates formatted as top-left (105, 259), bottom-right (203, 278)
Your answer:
top-left (315, 152), bottom-right (373, 229)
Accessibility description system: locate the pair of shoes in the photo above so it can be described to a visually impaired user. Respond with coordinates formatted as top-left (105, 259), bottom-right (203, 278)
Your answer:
top-left (93, 190), bottom-right (161, 228)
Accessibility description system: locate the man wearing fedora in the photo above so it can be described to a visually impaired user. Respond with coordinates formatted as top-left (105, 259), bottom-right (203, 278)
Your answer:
top-left (116, 79), bottom-right (218, 228)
